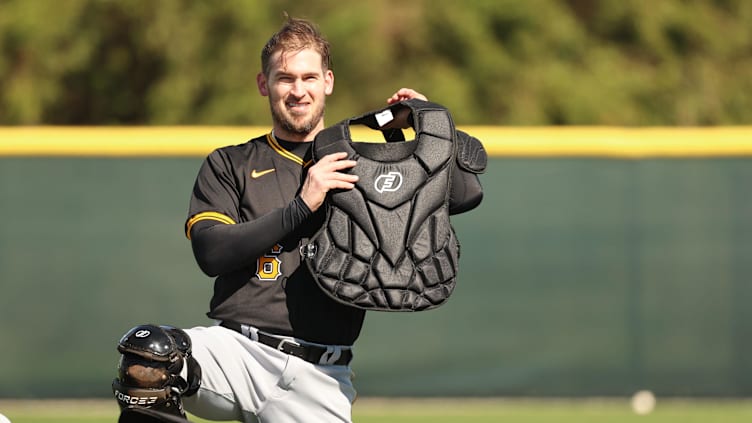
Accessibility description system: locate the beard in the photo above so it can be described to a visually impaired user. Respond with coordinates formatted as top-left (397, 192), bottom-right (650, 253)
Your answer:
top-left (269, 98), bottom-right (326, 137)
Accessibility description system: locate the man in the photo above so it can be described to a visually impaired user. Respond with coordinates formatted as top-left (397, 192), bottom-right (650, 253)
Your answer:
top-left (113, 17), bottom-right (484, 422)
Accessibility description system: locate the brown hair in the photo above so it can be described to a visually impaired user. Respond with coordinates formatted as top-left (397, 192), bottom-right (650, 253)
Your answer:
top-left (261, 16), bottom-right (332, 76)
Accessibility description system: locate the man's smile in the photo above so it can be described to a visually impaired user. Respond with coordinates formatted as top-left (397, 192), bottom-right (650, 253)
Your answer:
top-left (286, 101), bottom-right (310, 113)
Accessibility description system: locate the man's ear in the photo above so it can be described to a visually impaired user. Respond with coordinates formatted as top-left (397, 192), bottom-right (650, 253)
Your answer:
top-left (324, 69), bottom-right (334, 95)
top-left (257, 73), bottom-right (269, 96)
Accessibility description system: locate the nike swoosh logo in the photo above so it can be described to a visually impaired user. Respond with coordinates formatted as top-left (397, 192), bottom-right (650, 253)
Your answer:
top-left (251, 168), bottom-right (276, 178)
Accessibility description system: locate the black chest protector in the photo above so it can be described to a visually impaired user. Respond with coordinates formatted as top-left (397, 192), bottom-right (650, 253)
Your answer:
top-left (303, 99), bottom-right (459, 311)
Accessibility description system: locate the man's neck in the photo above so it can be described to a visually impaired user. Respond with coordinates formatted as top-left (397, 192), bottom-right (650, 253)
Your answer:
top-left (273, 124), bottom-right (324, 143)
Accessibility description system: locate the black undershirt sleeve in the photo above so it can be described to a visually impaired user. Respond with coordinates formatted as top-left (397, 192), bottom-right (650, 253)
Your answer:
top-left (189, 196), bottom-right (312, 277)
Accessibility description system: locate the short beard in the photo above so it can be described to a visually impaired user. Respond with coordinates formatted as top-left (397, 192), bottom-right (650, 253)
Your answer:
top-left (270, 101), bottom-right (326, 137)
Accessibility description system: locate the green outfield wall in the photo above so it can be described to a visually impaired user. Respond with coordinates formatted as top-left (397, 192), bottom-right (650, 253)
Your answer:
top-left (1, 127), bottom-right (751, 398)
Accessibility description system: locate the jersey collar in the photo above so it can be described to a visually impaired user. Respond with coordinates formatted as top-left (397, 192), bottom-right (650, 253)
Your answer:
top-left (267, 132), bottom-right (313, 166)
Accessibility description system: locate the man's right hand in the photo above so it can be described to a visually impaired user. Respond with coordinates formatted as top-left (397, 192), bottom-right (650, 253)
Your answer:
top-left (300, 152), bottom-right (358, 211)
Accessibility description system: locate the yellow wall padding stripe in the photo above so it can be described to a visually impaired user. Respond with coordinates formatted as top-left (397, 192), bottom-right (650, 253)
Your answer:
top-left (0, 126), bottom-right (264, 157)
top-left (185, 211), bottom-right (236, 239)
top-left (466, 126), bottom-right (752, 158)
top-left (1, 126), bottom-right (752, 158)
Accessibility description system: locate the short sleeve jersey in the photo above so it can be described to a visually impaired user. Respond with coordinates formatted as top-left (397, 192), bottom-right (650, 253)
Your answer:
top-left (185, 133), bottom-right (365, 346)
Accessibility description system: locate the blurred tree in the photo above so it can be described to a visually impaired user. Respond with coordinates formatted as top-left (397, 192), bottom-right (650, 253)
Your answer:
top-left (0, 0), bottom-right (750, 125)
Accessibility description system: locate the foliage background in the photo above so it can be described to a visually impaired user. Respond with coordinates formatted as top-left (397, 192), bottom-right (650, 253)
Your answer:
top-left (1, 0), bottom-right (751, 126)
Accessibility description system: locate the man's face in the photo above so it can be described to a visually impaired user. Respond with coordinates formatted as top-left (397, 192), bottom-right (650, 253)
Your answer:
top-left (257, 48), bottom-right (334, 141)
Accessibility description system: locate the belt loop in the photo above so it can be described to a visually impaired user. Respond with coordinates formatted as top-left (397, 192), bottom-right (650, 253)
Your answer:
top-left (319, 346), bottom-right (342, 365)
top-left (240, 324), bottom-right (259, 342)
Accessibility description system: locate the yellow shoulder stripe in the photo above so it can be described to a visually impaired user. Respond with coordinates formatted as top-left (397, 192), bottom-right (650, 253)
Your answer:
top-left (185, 211), bottom-right (236, 239)
top-left (267, 133), bottom-right (307, 165)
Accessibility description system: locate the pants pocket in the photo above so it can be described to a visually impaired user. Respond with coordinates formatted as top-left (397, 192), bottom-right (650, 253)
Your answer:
top-left (276, 355), bottom-right (299, 391)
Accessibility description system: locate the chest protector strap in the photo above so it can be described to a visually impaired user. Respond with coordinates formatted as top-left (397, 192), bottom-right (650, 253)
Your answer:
top-left (304, 99), bottom-right (459, 311)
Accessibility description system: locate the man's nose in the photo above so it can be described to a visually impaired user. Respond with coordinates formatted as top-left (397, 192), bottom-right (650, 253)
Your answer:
top-left (290, 79), bottom-right (305, 97)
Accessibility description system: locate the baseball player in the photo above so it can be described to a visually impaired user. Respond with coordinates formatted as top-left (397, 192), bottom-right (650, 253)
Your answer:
top-left (112, 17), bottom-right (485, 423)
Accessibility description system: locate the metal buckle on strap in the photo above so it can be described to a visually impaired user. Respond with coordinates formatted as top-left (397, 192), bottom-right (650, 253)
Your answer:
top-left (221, 321), bottom-right (352, 365)
top-left (276, 338), bottom-right (301, 352)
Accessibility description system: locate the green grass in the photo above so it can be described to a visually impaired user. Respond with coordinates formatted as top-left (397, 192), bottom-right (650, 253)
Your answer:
top-left (1, 398), bottom-right (751, 422)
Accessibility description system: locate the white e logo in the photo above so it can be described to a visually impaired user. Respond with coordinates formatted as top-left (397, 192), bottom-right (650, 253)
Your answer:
top-left (374, 171), bottom-right (403, 193)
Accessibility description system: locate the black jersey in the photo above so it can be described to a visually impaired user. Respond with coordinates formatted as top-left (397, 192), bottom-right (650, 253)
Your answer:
top-left (185, 131), bottom-right (484, 346)
top-left (185, 133), bottom-right (365, 345)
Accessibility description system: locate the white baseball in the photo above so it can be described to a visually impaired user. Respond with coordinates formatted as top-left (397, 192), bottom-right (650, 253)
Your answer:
top-left (631, 390), bottom-right (656, 415)
top-left (0, 412), bottom-right (11, 423)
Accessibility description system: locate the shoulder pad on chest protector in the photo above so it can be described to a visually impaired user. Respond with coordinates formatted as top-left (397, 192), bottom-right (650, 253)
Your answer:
top-left (456, 130), bottom-right (487, 174)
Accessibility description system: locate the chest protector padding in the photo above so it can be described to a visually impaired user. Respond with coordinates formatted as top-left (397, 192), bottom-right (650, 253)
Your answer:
top-left (305, 99), bottom-right (459, 311)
